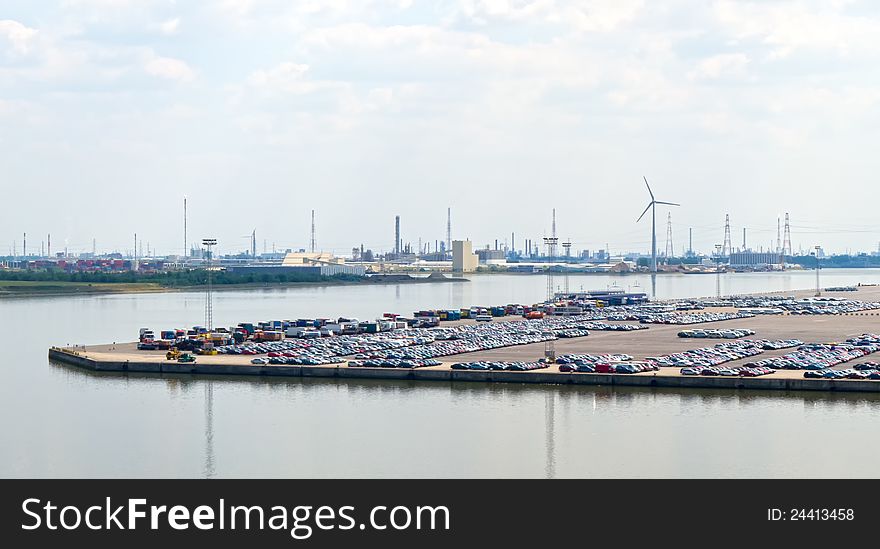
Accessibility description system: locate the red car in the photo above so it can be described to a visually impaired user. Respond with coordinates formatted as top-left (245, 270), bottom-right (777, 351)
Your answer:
top-left (594, 362), bottom-right (615, 374)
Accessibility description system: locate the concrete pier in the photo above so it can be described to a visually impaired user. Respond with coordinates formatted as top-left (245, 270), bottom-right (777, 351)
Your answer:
top-left (48, 347), bottom-right (880, 393)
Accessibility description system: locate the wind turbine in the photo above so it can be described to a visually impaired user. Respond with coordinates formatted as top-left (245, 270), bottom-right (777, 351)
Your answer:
top-left (636, 177), bottom-right (679, 273)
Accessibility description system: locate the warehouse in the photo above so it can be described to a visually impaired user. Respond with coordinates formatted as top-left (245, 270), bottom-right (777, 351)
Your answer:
top-left (729, 252), bottom-right (783, 269)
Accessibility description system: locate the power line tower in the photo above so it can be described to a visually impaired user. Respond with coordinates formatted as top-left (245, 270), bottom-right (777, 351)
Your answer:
top-left (310, 210), bottom-right (316, 253)
top-left (721, 214), bottom-right (732, 256)
top-left (782, 213), bottom-right (792, 255)
top-left (202, 238), bottom-right (217, 331)
top-left (446, 207), bottom-right (451, 257)
top-left (665, 212), bottom-right (673, 259)
top-left (781, 212), bottom-right (792, 270)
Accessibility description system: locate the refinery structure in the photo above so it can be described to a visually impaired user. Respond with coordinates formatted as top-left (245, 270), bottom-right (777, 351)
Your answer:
top-left (0, 181), bottom-right (853, 278)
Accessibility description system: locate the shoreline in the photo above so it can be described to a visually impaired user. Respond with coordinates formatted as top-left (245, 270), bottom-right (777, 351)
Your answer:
top-left (47, 346), bottom-right (880, 394)
top-left (0, 275), bottom-right (469, 299)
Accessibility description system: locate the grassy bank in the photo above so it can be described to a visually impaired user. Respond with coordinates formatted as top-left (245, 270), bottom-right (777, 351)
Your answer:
top-left (0, 280), bottom-right (166, 297)
top-left (0, 272), bottom-right (464, 298)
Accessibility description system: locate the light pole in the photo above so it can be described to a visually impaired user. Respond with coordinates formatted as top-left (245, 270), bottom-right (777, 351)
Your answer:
top-left (714, 244), bottom-right (722, 299)
top-left (814, 245), bottom-right (821, 297)
top-left (202, 238), bottom-right (217, 332)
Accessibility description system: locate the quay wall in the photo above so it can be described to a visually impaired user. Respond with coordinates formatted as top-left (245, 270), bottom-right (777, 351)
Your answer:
top-left (48, 348), bottom-right (880, 394)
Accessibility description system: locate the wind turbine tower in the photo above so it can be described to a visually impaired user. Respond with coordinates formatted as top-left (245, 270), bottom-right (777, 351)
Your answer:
top-left (637, 177), bottom-right (680, 272)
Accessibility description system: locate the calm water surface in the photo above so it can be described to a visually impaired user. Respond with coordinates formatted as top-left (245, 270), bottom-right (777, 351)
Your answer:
top-left (3, 270), bottom-right (880, 478)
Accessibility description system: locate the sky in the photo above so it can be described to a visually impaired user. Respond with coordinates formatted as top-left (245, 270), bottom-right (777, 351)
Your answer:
top-left (2, 0), bottom-right (880, 258)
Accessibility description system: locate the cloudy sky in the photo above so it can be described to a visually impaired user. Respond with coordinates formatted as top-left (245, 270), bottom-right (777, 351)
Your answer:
top-left (2, 0), bottom-right (880, 257)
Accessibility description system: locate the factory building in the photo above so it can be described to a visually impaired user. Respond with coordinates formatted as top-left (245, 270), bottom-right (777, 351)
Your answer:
top-left (728, 252), bottom-right (782, 269)
top-left (452, 240), bottom-right (479, 273)
top-left (227, 252), bottom-right (366, 276)
top-left (476, 248), bottom-right (506, 263)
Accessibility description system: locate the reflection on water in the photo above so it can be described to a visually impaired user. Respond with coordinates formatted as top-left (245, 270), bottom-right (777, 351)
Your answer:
top-left (545, 392), bottom-right (555, 479)
top-left (204, 381), bottom-right (215, 479)
top-left (7, 270), bottom-right (880, 478)
top-left (41, 360), bottom-right (880, 479)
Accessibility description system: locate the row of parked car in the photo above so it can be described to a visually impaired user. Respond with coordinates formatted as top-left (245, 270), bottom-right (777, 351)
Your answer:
top-left (647, 340), bottom-right (765, 368)
top-left (250, 356), bottom-right (345, 365)
top-left (804, 368), bottom-right (880, 379)
top-left (640, 311), bottom-right (755, 325)
top-left (348, 358), bottom-right (442, 368)
top-left (556, 353), bottom-right (634, 365)
top-left (746, 339), bottom-right (880, 371)
top-left (677, 328), bottom-right (756, 339)
top-left (451, 361), bottom-right (549, 371)
top-left (559, 361), bottom-right (658, 374)
top-left (680, 365), bottom-right (776, 377)
top-left (707, 295), bottom-right (880, 315)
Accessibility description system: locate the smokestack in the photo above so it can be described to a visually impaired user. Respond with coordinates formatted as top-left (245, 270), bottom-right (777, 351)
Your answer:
top-left (394, 216), bottom-right (401, 255)
top-left (48, 234), bottom-right (51, 258)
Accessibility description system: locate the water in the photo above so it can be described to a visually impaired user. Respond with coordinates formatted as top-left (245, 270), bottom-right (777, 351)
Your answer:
top-left (4, 270), bottom-right (880, 478)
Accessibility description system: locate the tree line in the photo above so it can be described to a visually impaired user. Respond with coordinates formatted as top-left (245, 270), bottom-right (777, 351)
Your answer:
top-left (0, 269), bottom-right (363, 286)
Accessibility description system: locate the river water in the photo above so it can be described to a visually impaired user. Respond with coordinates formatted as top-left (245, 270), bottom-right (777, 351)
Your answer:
top-left (3, 269), bottom-right (880, 478)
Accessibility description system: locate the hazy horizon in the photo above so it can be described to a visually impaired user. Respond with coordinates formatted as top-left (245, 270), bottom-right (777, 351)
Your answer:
top-left (3, 1), bottom-right (880, 257)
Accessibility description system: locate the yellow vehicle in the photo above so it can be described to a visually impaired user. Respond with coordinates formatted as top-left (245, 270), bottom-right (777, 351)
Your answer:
top-left (197, 347), bottom-right (218, 356)
top-left (166, 348), bottom-right (181, 361)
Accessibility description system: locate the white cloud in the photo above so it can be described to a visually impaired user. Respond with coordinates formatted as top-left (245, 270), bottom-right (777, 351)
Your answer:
top-left (0, 20), bottom-right (38, 55)
top-left (714, 0), bottom-right (880, 59)
top-left (156, 17), bottom-right (180, 35)
top-left (144, 55), bottom-right (195, 81)
top-left (689, 52), bottom-right (749, 80)
top-left (456, 0), bottom-right (644, 32)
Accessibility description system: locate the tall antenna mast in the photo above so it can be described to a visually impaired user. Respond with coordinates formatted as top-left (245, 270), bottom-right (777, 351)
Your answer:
top-left (310, 210), bottom-right (316, 253)
top-left (183, 196), bottom-right (188, 258)
top-left (665, 213), bottom-right (673, 258)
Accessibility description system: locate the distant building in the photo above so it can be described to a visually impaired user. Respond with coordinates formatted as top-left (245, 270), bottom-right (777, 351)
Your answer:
top-left (452, 240), bottom-right (478, 273)
top-left (729, 252), bottom-right (782, 269)
top-left (476, 248), bottom-right (506, 263)
top-left (281, 252), bottom-right (344, 266)
top-left (228, 251), bottom-right (365, 276)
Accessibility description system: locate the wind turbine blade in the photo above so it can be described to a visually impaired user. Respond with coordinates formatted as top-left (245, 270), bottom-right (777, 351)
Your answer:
top-left (636, 203), bottom-right (652, 222)
top-left (643, 176), bottom-right (655, 201)
top-left (654, 201), bottom-right (680, 206)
